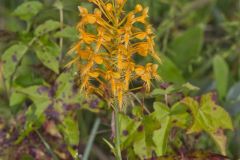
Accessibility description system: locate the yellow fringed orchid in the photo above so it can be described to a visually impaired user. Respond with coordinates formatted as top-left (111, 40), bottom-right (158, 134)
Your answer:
top-left (67, 0), bottom-right (161, 110)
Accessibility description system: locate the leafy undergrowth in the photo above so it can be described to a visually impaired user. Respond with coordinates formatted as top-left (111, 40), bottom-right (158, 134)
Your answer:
top-left (0, 0), bottom-right (239, 159)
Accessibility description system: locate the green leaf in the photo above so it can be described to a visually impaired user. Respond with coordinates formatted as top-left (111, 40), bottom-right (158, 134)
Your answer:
top-left (16, 85), bottom-right (51, 118)
top-left (2, 44), bottom-right (28, 88)
top-left (10, 91), bottom-right (26, 108)
top-left (182, 82), bottom-right (199, 91)
top-left (158, 55), bottom-right (185, 84)
top-left (54, 26), bottom-right (78, 40)
top-left (34, 41), bottom-right (60, 73)
top-left (182, 93), bottom-right (233, 154)
top-left (14, 54), bottom-right (44, 87)
top-left (151, 103), bottom-right (171, 156)
top-left (133, 138), bottom-right (148, 159)
top-left (153, 117), bottom-right (170, 156)
top-left (60, 116), bottom-right (80, 146)
top-left (13, 1), bottom-right (43, 21)
top-left (169, 26), bottom-right (204, 71)
top-left (35, 20), bottom-right (60, 36)
top-left (151, 102), bottom-right (191, 156)
top-left (16, 85), bottom-right (50, 103)
top-left (26, 101), bottom-right (51, 119)
top-left (119, 114), bottom-right (141, 149)
top-left (170, 103), bottom-right (191, 128)
top-left (209, 129), bottom-right (227, 155)
top-left (151, 85), bottom-right (176, 96)
top-left (16, 103), bottom-right (48, 144)
top-left (152, 102), bottom-right (170, 121)
top-left (213, 55), bottom-right (229, 99)
top-left (55, 72), bottom-right (74, 99)
top-left (200, 94), bottom-right (233, 130)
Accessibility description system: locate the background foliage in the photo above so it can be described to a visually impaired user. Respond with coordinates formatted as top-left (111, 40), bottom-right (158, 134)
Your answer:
top-left (0, 0), bottom-right (239, 159)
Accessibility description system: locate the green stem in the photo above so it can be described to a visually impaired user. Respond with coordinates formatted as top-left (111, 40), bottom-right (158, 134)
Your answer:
top-left (59, 5), bottom-right (64, 61)
top-left (36, 130), bottom-right (59, 160)
top-left (82, 118), bottom-right (101, 160)
top-left (114, 105), bottom-right (122, 160)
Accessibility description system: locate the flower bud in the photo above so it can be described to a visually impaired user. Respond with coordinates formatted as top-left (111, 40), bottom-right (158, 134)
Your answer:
top-left (94, 8), bottom-right (102, 17)
top-left (106, 3), bottom-right (113, 11)
top-left (135, 4), bottom-right (143, 12)
top-left (116, 0), bottom-right (124, 5)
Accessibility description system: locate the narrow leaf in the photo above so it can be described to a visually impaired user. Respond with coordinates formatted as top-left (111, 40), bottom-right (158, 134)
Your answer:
top-left (213, 55), bottom-right (229, 99)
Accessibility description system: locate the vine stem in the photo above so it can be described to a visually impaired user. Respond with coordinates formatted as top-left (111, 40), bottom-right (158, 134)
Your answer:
top-left (114, 104), bottom-right (122, 160)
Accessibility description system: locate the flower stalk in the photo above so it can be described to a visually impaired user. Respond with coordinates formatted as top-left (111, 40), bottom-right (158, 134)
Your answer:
top-left (114, 102), bottom-right (122, 160)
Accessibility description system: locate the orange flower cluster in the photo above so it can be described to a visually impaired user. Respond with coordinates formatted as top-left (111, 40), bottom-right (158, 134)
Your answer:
top-left (67, 0), bottom-right (161, 110)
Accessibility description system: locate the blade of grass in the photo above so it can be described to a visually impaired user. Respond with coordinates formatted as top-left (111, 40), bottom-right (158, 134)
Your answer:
top-left (82, 117), bottom-right (101, 160)
top-left (35, 130), bottom-right (59, 160)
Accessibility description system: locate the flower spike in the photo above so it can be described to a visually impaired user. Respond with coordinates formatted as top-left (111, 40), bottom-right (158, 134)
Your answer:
top-left (68, 0), bottom-right (161, 110)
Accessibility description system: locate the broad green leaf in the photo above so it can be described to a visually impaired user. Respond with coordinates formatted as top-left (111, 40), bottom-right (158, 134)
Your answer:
top-left (54, 26), bottom-right (78, 40)
top-left (213, 55), bottom-right (229, 99)
top-left (158, 55), bottom-right (185, 84)
top-left (60, 116), bottom-right (80, 146)
top-left (183, 94), bottom-right (233, 133)
top-left (153, 117), bottom-right (170, 156)
top-left (182, 93), bottom-right (233, 154)
top-left (181, 97), bottom-right (199, 116)
top-left (169, 26), bottom-right (204, 71)
top-left (2, 44), bottom-right (28, 88)
top-left (142, 115), bottom-right (161, 147)
top-left (170, 103), bottom-right (191, 128)
top-left (35, 20), bottom-right (60, 36)
top-left (119, 114), bottom-right (141, 149)
top-left (14, 55), bottom-right (44, 87)
top-left (34, 41), bottom-right (60, 73)
top-left (227, 82), bottom-right (240, 101)
top-left (200, 94), bottom-right (233, 130)
top-left (133, 115), bottom-right (161, 158)
top-left (133, 138), bottom-right (148, 159)
top-left (152, 102), bottom-right (170, 121)
top-left (16, 85), bottom-right (51, 119)
top-left (152, 102), bottom-right (190, 156)
top-left (54, 72), bottom-right (79, 102)
top-left (13, 1), bottom-right (43, 21)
